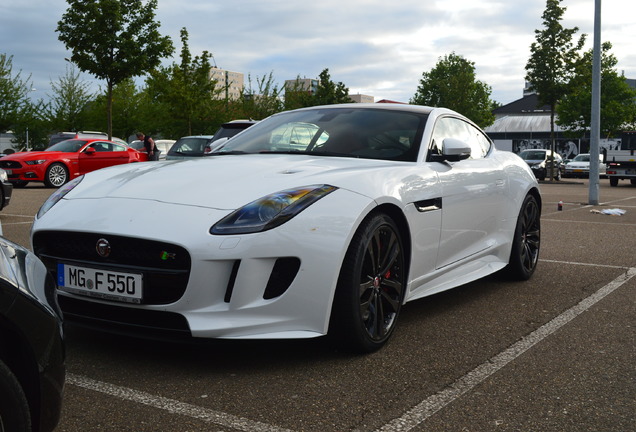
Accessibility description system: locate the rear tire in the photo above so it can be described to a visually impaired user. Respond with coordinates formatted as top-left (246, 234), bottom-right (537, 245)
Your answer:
top-left (506, 194), bottom-right (541, 280)
top-left (0, 359), bottom-right (31, 432)
top-left (329, 213), bottom-right (405, 353)
top-left (609, 177), bottom-right (619, 187)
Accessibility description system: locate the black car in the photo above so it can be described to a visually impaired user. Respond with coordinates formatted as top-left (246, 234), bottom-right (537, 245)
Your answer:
top-left (518, 149), bottom-right (563, 181)
top-left (0, 168), bottom-right (13, 210)
top-left (0, 237), bottom-right (65, 432)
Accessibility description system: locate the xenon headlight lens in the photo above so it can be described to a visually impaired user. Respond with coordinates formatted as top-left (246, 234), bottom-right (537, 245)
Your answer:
top-left (211, 185), bottom-right (337, 235)
top-left (37, 175), bottom-right (84, 219)
top-left (25, 159), bottom-right (47, 165)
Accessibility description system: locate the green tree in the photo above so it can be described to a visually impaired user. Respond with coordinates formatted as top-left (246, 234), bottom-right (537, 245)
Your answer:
top-left (145, 28), bottom-right (222, 137)
top-left (84, 78), bottom-right (141, 140)
top-left (57, 0), bottom-right (173, 139)
top-left (313, 69), bottom-right (351, 106)
top-left (284, 69), bottom-right (351, 110)
top-left (42, 64), bottom-right (95, 133)
top-left (0, 53), bottom-right (32, 132)
top-left (237, 72), bottom-right (284, 120)
top-left (410, 53), bottom-right (495, 127)
top-left (525, 0), bottom-right (585, 177)
top-left (557, 42), bottom-right (636, 137)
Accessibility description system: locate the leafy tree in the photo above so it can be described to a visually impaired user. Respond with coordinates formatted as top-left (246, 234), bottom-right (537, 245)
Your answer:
top-left (525, 0), bottom-right (585, 177)
top-left (237, 72), bottom-right (284, 120)
top-left (313, 69), bottom-right (351, 106)
top-left (0, 53), bottom-right (33, 132)
top-left (557, 42), bottom-right (636, 137)
top-left (411, 53), bottom-right (495, 127)
top-left (284, 68), bottom-right (351, 110)
top-left (57, 0), bottom-right (173, 139)
top-left (42, 64), bottom-right (95, 133)
top-left (145, 28), bottom-right (222, 137)
top-left (84, 78), bottom-right (141, 140)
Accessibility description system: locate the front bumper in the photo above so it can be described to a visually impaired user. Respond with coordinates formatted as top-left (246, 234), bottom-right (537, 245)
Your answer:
top-left (32, 192), bottom-right (372, 340)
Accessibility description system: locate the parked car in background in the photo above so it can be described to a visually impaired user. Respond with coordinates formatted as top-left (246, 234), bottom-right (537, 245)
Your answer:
top-left (563, 153), bottom-right (606, 178)
top-left (518, 149), bottom-right (563, 181)
top-left (32, 103), bottom-right (541, 353)
top-left (48, 131), bottom-right (126, 147)
top-left (129, 139), bottom-right (176, 161)
top-left (0, 138), bottom-right (148, 188)
top-left (166, 135), bottom-right (216, 160)
top-left (0, 169), bottom-right (12, 210)
top-left (0, 236), bottom-right (65, 432)
top-left (203, 120), bottom-right (258, 154)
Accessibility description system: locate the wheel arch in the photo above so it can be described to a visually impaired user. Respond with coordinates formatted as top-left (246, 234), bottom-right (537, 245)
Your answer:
top-left (369, 203), bottom-right (413, 285)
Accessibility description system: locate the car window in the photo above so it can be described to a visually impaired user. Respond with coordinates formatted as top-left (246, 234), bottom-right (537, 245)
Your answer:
top-left (430, 117), bottom-right (490, 159)
top-left (169, 138), bottom-right (211, 155)
top-left (46, 139), bottom-right (87, 152)
top-left (88, 142), bottom-right (113, 152)
top-left (216, 108), bottom-right (427, 162)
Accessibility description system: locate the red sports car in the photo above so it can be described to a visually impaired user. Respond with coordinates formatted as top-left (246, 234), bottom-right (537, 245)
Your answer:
top-left (0, 138), bottom-right (148, 188)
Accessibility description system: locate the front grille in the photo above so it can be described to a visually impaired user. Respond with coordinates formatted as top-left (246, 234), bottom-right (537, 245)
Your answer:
top-left (33, 231), bottom-right (191, 305)
top-left (0, 160), bottom-right (22, 169)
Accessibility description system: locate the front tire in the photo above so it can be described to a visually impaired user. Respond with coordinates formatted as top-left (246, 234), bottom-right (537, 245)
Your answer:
top-left (0, 359), bottom-right (31, 432)
top-left (44, 163), bottom-right (69, 188)
top-left (506, 194), bottom-right (541, 280)
top-left (329, 213), bottom-right (405, 353)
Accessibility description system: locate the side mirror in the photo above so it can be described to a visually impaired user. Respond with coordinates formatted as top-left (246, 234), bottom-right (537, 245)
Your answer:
top-left (84, 147), bottom-right (96, 155)
top-left (439, 138), bottom-right (471, 162)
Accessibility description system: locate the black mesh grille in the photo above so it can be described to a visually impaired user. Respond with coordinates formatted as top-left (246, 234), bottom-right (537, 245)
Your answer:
top-left (58, 295), bottom-right (191, 339)
top-left (0, 160), bottom-right (22, 169)
top-left (33, 231), bottom-right (191, 305)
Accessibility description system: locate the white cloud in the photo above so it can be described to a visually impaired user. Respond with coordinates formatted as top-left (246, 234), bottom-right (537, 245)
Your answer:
top-left (1, 0), bottom-right (634, 108)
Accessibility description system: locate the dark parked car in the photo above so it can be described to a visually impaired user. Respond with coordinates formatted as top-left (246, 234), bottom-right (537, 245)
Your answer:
top-left (0, 237), bottom-right (65, 432)
top-left (203, 120), bottom-right (259, 154)
top-left (518, 149), bottom-right (563, 181)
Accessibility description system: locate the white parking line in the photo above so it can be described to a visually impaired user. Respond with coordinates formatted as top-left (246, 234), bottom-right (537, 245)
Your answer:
top-left (67, 373), bottom-right (295, 432)
top-left (376, 264), bottom-right (636, 432)
top-left (66, 262), bottom-right (635, 432)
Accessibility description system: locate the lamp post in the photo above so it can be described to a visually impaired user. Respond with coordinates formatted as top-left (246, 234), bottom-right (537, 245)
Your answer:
top-left (589, 0), bottom-right (602, 205)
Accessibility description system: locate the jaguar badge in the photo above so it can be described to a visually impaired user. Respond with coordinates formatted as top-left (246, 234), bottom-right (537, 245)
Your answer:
top-left (96, 238), bottom-right (111, 258)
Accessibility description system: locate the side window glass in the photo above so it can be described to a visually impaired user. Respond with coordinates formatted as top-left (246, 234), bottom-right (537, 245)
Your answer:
top-left (112, 144), bottom-right (126, 152)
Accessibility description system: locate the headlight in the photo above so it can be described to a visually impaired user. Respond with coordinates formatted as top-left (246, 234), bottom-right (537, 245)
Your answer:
top-left (36, 175), bottom-right (84, 219)
top-left (0, 170), bottom-right (7, 182)
top-left (25, 159), bottom-right (47, 165)
top-left (211, 185), bottom-right (337, 235)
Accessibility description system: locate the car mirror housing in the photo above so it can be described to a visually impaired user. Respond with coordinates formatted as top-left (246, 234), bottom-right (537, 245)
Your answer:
top-left (429, 138), bottom-right (471, 162)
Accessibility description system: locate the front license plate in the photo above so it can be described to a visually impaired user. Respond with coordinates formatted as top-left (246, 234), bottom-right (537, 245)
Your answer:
top-left (57, 263), bottom-right (143, 303)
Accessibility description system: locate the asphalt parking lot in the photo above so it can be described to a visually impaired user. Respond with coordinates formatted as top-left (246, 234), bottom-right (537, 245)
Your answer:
top-left (1, 180), bottom-right (634, 432)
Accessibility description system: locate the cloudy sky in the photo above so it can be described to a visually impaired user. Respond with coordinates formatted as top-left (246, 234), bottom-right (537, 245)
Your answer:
top-left (2, 0), bottom-right (634, 106)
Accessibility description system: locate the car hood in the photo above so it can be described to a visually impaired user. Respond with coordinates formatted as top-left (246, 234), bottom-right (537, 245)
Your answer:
top-left (65, 154), bottom-right (409, 209)
top-left (3, 151), bottom-right (61, 160)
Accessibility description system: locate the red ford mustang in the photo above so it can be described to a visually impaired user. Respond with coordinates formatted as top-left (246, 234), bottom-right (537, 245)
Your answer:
top-left (0, 138), bottom-right (148, 188)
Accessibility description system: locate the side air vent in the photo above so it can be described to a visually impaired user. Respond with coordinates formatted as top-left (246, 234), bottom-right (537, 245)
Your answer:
top-left (264, 258), bottom-right (300, 300)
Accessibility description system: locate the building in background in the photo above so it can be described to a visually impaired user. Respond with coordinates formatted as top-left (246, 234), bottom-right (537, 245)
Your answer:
top-left (210, 67), bottom-right (244, 100)
top-left (349, 94), bottom-right (374, 103)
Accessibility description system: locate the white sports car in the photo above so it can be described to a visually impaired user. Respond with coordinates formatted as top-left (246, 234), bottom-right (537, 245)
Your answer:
top-left (32, 104), bottom-right (541, 352)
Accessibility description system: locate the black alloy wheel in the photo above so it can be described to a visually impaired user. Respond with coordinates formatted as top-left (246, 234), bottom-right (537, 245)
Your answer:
top-left (507, 194), bottom-right (541, 280)
top-left (330, 213), bottom-right (405, 353)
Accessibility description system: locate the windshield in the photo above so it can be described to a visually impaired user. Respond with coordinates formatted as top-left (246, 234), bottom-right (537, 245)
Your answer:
top-left (519, 150), bottom-right (549, 161)
top-left (214, 108), bottom-right (427, 162)
top-left (572, 154), bottom-right (590, 162)
top-left (46, 139), bottom-right (86, 152)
